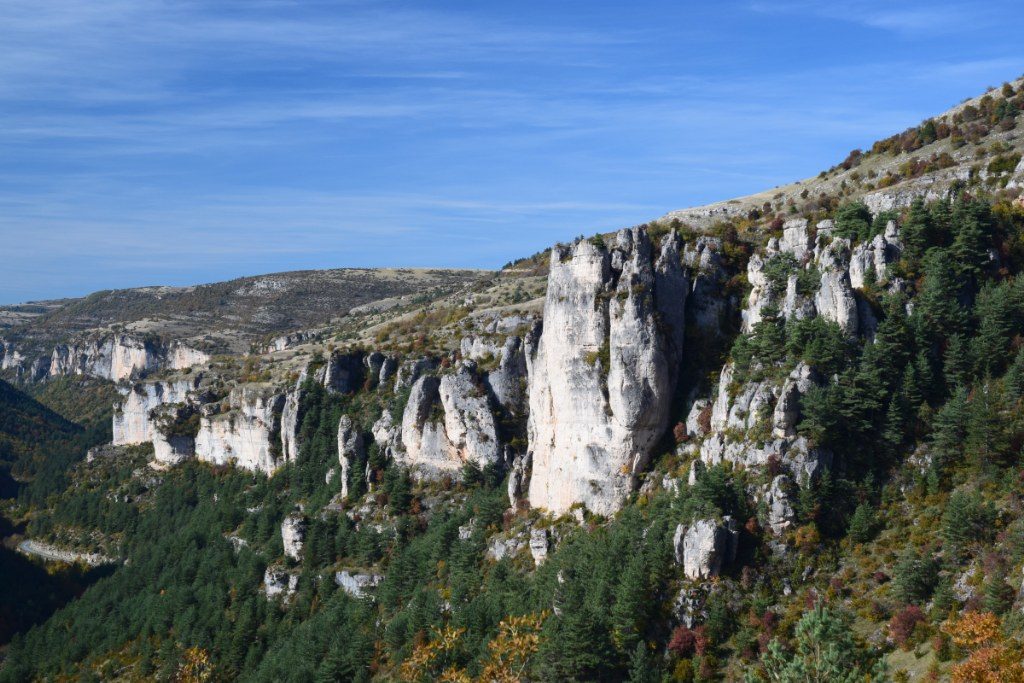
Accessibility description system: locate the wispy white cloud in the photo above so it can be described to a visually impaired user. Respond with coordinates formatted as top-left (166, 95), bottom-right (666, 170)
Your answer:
top-left (747, 1), bottom-right (987, 36)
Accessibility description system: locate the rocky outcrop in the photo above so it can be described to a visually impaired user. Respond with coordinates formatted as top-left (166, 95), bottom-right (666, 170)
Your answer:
top-left (779, 218), bottom-right (813, 261)
top-left (264, 566), bottom-right (299, 599)
top-left (167, 342), bottom-right (212, 371)
top-left (397, 364), bottom-right (502, 479)
top-left (49, 335), bottom-right (162, 381)
top-left (337, 415), bottom-right (364, 498)
top-left (484, 336), bottom-right (528, 415)
top-left (194, 386), bottom-right (285, 474)
top-left (113, 377), bottom-right (201, 445)
top-left (507, 452), bottom-right (532, 507)
top-left (849, 221), bottom-right (902, 289)
top-left (280, 383), bottom-right (305, 464)
top-left (772, 364), bottom-right (818, 439)
top-left (698, 362), bottom-right (830, 485)
top-left (814, 238), bottom-right (859, 335)
top-left (151, 403), bottom-right (199, 466)
top-left (765, 475), bottom-right (796, 535)
top-left (673, 518), bottom-right (739, 580)
top-left (529, 527), bottom-right (551, 566)
top-left (742, 219), bottom-right (879, 336)
top-left (395, 357), bottom-right (439, 390)
top-left (527, 228), bottom-right (688, 516)
top-left (372, 409), bottom-right (402, 461)
top-left (335, 570), bottom-right (382, 598)
top-left (683, 237), bottom-right (730, 338)
top-left (364, 351), bottom-right (398, 387)
top-left (319, 351), bottom-right (364, 394)
top-left (281, 514), bottom-right (306, 561)
top-left (49, 335), bottom-right (210, 382)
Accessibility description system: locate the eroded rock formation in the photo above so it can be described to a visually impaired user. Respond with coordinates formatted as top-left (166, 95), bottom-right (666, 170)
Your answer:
top-left (526, 227), bottom-right (688, 516)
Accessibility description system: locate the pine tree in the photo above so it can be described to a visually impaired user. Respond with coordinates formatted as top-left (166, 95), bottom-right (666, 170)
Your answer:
top-left (916, 249), bottom-right (966, 343)
top-left (941, 490), bottom-right (992, 557)
top-left (756, 603), bottom-right (886, 682)
top-left (1006, 346), bottom-right (1024, 400)
top-left (928, 199), bottom-right (953, 247)
top-left (611, 551), bottom-right (651, 655)
top-left (915, 350), bottom-right (939, 406)
top-left (891, 546), bottom-right (939, 604)
top-left (973, 281), bottom-right (1021, 376)
top-left (626, 642), bottom-right (660, 683)
top-left (982, 572), bottom-right (1015, 615)
top-left (943, 334), bottom-right (974, 390)
top-left (965, 381), bottom-right (1014, 470)
top-left (951, 197), bottom-right (993, 283)
top-left (882, 397), bottom-right (905, 452)
top-left (901, 198), bottom-right (932, 266)
top-left (929, 387), bottom-right (969, 485)
top-left (847, 502), bottom-right (877, 543)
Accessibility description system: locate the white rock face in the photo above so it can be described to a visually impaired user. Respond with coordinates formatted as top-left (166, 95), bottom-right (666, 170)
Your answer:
top-left (485, 336), bottom-right (528, 415)
top-left (683, 237), bottom-right (729, 337)
top-left (281, 514), bottom-right (306, 561)
top-left (765, 475), bottom-right (796, 534)
top-left (150, 403), bottom-right (199, 465)
top-left (264, 566), bottom-right (299, 599)
top-left (280, 383), bottom-right (305, 464)
top-left (337, 415), bottom-right (364, 498)
top-left (772, 363), bottom-right (817, 439)
top-left (371, 409), bottom-right (401, 461)
top-left (814, 238), bottom-right (859, 335)
top-left (529, 527), bottom-right (551, 566)
top-left (166, 342), bottom-right (211, 371)
top-left (438, 365), bottom-right (502, 468)
top-left (397, 364), bottom-right (502, 478)
top-left (507, 452), bottom-right (532, 507)
top-left (113, 377), bottom-right (200, 445)
top-left (527, 228), bottom-right (688, 516)
top-left (335, 570), bottom-right (382, 598)
top-left (849, 221), bottom-right (902, 289)
top-left (673, 518), bottom-right (738, 580)
top-left (49, 335), bottom-right (161, 381)
top-left (779, 219), bottom-right (813, 261)
top-left (47, 334), bottom-right (208, 382)
top-left (394, 357), bottom-right (439, 389)
top-left (194, 386), bottom-right (285, 474)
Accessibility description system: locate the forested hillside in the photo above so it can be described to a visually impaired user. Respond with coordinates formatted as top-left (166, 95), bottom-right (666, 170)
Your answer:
top-left (4, 80), bottom-right (1024, 683)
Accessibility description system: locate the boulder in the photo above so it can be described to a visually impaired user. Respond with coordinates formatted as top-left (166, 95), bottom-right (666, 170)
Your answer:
top-left (673, 518), bottom-right (738, 580)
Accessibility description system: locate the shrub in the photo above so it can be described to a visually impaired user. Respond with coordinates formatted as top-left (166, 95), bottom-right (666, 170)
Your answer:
top-left (889, 605), bottom-right (926, 649)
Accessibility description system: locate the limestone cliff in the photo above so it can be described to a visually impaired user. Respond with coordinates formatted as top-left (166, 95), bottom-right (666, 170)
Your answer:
top-left (195, 386), bottom-right (285, 474)
top-left (526, 227), bottom-right (688, 516)
top-left (396, 362), bottom-right (502, 479)
top-left (112, 377), bottom-right (202, 445)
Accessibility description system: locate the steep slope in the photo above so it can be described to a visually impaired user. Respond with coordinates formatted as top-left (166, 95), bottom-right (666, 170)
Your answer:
top-left (663, 75), bottom-right (1024, 228)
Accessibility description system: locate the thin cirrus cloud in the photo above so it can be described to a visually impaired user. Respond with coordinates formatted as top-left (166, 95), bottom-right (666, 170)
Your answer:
top-left (1, 0), bottom-right (1022, 303)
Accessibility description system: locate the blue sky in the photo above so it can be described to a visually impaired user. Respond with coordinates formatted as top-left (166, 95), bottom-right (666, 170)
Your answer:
top-left (1, 0), bottom-right (1022, 304)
